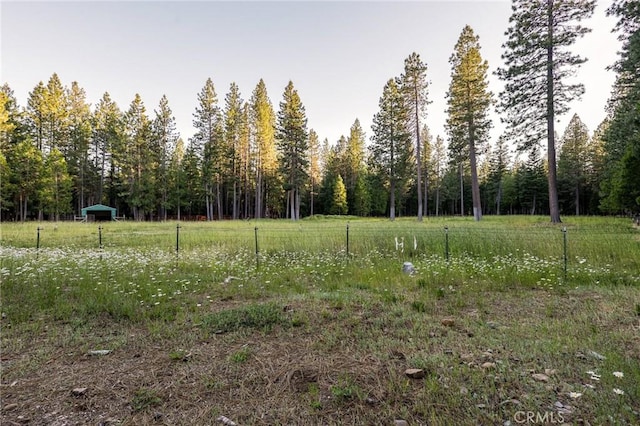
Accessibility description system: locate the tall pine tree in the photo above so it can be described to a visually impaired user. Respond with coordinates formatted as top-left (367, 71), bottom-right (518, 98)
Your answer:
top-left (497, 0), bottom-right (595, 223)
top-left (446, 25), bottom-right (493, 221)
top-left (276, 81), bottom-right (308, 220)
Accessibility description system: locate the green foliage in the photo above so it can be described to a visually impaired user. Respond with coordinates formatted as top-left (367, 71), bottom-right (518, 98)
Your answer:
top-left (130, 388), bottom-right (162, 412)
top-left (329, 175), bottom-right (348, 215)
top-left (557, 114), bottom-right (591, 215)
top-left (202, 303), bottom-right (286, 333)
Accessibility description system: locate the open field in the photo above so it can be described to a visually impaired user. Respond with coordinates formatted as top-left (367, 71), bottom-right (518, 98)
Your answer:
top-left (1, 216), bottom-right (639, 425)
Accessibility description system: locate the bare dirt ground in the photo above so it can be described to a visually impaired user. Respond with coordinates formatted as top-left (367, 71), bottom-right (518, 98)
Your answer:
top-left (2, 289), bottom-right (639, 425)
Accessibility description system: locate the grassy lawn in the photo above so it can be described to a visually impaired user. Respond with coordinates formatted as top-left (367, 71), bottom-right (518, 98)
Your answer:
top-left (1, 216), bottom-right (638, 425)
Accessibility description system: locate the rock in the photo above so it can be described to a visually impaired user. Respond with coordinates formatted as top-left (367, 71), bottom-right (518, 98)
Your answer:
top-left (481, 362), bottom-right (495, 370)
top-left (405, 368), bottom-right (426, 379)
top-left (459, 386), bottom-right (468, 395)
top-left (394, 421), bottom-right (409, 426)
top-left (444, 349), bottom-right (453, 355)
top-left (87, 350), bottom-right (111, 356)
top-left (554, 401), bottom-right (564, 409)
top-left (216, 416), bottom-right (237, 426)
top-left (532, 373), bottom-right (549, 382)
top-left (481, 351), bottom-right (494, 359)
top-left (545, 368), bottom-right (557, 376)
top-left (3, 403), bottom-right (18, 411)
top-left (365, 397), bottom-right (378, 405)
top-left (441, 317), bottom-right (455, 327)
top-left (402, 262), bottom-right (416, 275)
top-left (72, 387), bottom-right (88, 396)
top-left (588, 350), bottom-right (606, 360)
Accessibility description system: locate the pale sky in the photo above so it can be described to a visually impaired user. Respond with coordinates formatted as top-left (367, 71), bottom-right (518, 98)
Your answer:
top-left (1, 0), bottom-right (619, 153)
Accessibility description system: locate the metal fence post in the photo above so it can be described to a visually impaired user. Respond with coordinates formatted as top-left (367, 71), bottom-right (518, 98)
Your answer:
top-left (562, 227), bottom-right (568, 282)
top-left (36, 226), bottom-right (41, 259)
top-left (346, 223), bottom-right (350, 258)
top-left (254, 226), bottom-right (260, 269)
top-left (444, 226), bottom-right (449, 262)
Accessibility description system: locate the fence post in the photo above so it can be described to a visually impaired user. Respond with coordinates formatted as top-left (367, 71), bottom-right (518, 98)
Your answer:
top-left (346, 222), bottom-right (350, 258)
top-left (36, 226), bottom-right (41, 259)
top-left (562, 227), bottom-right (567, 282)
top-left (176, 223), bottom-right (181, 264)
top-left (444, 226), bottom-right (449, 262)
top-left (98, 225), bottom-right (103, 249)
top-left (254, 227), bottom-right (260, 269)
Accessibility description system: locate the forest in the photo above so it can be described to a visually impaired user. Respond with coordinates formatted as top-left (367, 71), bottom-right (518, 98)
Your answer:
top-left (0, 0), bottom-right (638, 222)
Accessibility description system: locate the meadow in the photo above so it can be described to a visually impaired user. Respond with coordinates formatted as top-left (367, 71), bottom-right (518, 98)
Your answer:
top-left (1, 216), bottom-right (638, 425)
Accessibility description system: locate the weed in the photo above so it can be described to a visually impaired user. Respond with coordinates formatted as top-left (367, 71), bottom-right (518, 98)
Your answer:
top-left (229, 346), bottom-right (251, 363)
top-left (130, 388), bottom-right (162, 412)
top-left (202, 303), bottom-right (285, 333)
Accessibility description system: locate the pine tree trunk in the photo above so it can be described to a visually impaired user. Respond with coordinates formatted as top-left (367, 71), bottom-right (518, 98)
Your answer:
top-left (469, 130), bottom-right (482, 221)
top-left (415, 87), bottom-right (423, 222)
top-left (460, 163), bottom-right (464, 216)
top-left (547, 0), bottom-right (562, 223)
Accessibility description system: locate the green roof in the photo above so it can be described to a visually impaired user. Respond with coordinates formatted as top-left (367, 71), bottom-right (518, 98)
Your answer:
top-left (81, 204), bottom-right (117, 218)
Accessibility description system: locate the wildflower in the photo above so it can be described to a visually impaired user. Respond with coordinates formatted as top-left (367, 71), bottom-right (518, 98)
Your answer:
top-left (583, 383), bottom-right (595, 389)
top-left (569, 392), bottom-right (582, 399)
top-left (613, 388), bottom-right (625, 395)
top-left (613, 371), bottom-right (624, 378)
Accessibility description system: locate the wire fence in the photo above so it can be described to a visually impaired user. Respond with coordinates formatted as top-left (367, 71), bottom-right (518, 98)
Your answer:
top-left (15, 221), bottom-right (638, 278)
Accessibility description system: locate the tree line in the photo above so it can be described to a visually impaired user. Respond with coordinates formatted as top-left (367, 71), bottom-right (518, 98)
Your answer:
top-left (0, 0), bottom-right (638, 222)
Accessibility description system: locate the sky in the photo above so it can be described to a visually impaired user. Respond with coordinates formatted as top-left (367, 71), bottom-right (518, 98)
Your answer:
top-left (1, 0), bottom-right (620, 155)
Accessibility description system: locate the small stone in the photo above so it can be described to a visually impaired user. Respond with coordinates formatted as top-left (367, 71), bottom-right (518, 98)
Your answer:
top-left (554, 401), bottom-right (564, 409)
top-left (588, 350), bottom-right (606, 360)
top-left (365, 397), bottom-right (378, 405)
top-left (88, 350), bottom-right (111, 356)
top-left (402, 262), bottom-right (416, 275)
top-left (476, 404), bottom-right (486, 408)
top-left (532, 373), bottom-right (549, 382)
top-left (481, 351), bottom-right (494, 359)
top-left (444, 349), bottom-right (453, 355)
top-left (394, 420), bottom-right (409, 426)
top-left (3, 403), bottom-right (18, 411)
top-left (441, 317), bottom-right (455, 327)
top-left (545, 368), bottom-right (557, 376)
top-left (405, 368), bottom-right (426, 379)
top-left (481, 362), bottom-right (495, 370)
top-left (459, 386), bottom-right (468, 395)
top-left (72, 387), bottom-right (88, 396)
top-left (487, 321), bottom-right (499, 329)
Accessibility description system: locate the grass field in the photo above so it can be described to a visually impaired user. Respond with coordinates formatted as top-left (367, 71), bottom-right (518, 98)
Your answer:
top-left (1, 216), bottom-right (639, 425)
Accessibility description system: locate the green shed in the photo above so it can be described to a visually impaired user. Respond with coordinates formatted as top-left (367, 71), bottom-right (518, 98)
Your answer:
top-left (81, 204), bottom-right (117, 221)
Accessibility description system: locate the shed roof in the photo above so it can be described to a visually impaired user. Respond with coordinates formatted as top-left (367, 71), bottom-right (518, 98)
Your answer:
top-left (81, 204), bottom-right (117, 217)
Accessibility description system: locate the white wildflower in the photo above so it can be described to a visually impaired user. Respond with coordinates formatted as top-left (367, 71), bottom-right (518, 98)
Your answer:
top-left (613, 371), bottom-right (624, 378)
top-left (569, 392), bottom-right (582, 399)
top-left (613, 388), bottom-right (625, 395)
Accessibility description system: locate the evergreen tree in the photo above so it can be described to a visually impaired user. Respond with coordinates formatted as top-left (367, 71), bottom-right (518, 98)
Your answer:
top-left (308, 128), bottom-right (321, 216)
top-left (223, 83), bottom-right (244, 219)
top-left (329, 174), bottom-right (348, 215)
top-left (250, 79), bottom-right (279, 218)
top-left (151, 95), bottom-right (179, 221)
top-left (25, 81), bottom-right (47, 151)
top-left (192, 78), bottom-right (224, 220)
top-left (66, 81), bottom-right (93, 213)
top-left (497, 0), bottom-right (596, 223)
top-left (446, 25), bottom-right (493, 221)
top-left (600, 1), bottom-right (640, 213)
top-left (91, 92), bottom-right (122, 205)
top-left (430, 135), bottom-right (447, 216)
top-left (557, 114), bottom-right (590, 215)
top-left (0, 84), bottom-right (26, 151)
top-left (168, 137), bottom-right (186, 219)
top-left (344, 119), bottom-right (368, 215)
top-left (43, 73), bottom-right (69, 155)
top-left (0, 151), bottom-right (12, 217)
top-left (9, 140), bottom-right (43, 221)
top-left (399, 53), bottom-right (429, 220)
top-left (120, 94), bottom-right (154, 220)
top-left (370, 78), bottom-right (412, 220)
top-left (39, 148), bottom-right (73, 220)
top-left (276, 81), bottom-right (309, 220)
top-left (487, 135), bottom-right (511, 215)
